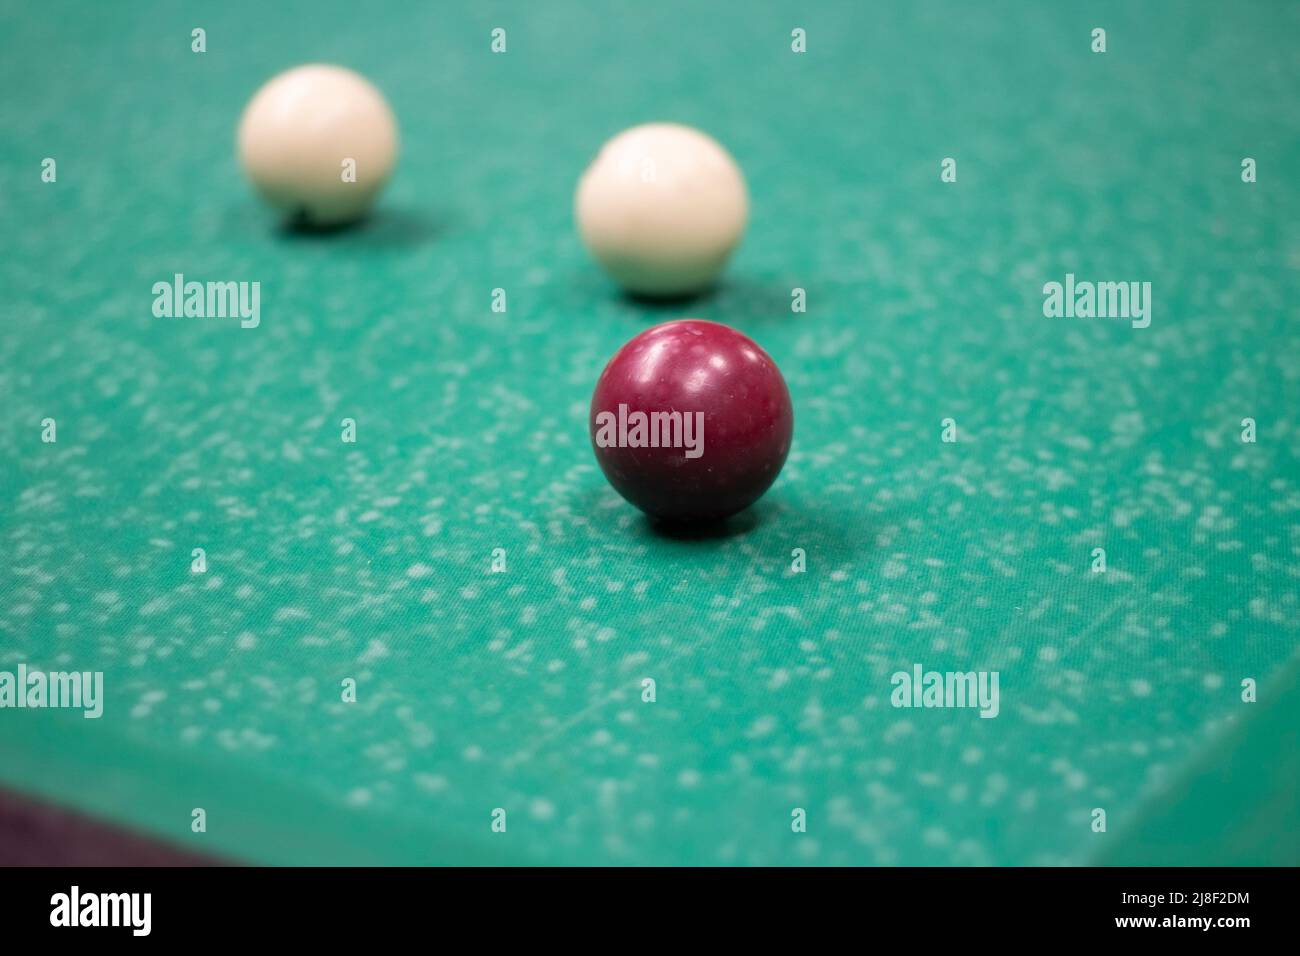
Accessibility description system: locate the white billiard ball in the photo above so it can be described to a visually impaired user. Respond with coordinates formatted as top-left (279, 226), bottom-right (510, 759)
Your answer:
top-left (238, 64), bottom-right (398, 227)
top-left (575, 123), bottom-right (748, 297)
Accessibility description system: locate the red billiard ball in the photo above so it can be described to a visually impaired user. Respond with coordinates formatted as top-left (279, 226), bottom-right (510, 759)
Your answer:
top-left (590, 319), bottom-right (794, 522)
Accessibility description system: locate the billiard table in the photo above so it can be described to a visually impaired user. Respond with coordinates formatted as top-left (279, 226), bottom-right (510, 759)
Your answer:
top-left (1, 0), bottom-right (1297, 867)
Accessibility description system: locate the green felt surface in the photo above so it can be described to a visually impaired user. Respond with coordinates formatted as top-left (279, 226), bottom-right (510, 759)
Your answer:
top-left (1099, 654), bottom-right (1300, 867)
top-left (2, 0), bottom-right (1299, 866)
